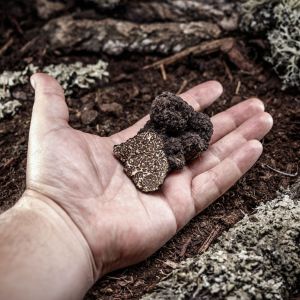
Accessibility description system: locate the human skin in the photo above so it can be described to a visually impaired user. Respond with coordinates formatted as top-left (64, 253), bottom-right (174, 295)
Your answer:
top-left (0, 74), bottom-right (273, 299)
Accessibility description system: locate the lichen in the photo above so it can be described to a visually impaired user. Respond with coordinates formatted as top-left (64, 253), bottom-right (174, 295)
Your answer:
top-left (113, 92), bottom-right (213, 192)
top-left (142, 182), bottom-right (300, 299)
top-left (42, 60), bottom-right (109, 95)
top-left (0, 65), bottom-right (37, 119)
top-left (0, 100), bottom-right (22, 119)
top-left (265, 2), bottom-right (300, 89)
top-left (0, 60), bottom-right (109, 119)
top-left (240, 0), bottom-right (300, 89)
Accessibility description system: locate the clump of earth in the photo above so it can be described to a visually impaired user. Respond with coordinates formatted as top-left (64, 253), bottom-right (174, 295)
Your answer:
top-left (113, 92), bottom-right (213, 192)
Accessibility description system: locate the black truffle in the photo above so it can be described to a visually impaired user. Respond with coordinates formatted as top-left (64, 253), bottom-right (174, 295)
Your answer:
top-left (113, 92), bottom-right (213, 192)
top-left (150, 92), bottom-right (192, 134)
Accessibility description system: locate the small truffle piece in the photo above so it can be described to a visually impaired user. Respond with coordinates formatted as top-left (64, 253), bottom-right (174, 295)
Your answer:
top-left (113, 92), bottom-right (213, 192)
top-left (114, 131), bottom-right (169, 192)
top-left (182, 132), bottom-right (207, 161)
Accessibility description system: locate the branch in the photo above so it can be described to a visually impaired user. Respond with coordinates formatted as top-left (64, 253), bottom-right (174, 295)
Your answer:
top-left (143, 38), bottom-right (235, 69)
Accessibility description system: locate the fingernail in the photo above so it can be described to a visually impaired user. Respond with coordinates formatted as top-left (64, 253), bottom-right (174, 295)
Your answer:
top-left (30, 77), bottom-right (36, 90)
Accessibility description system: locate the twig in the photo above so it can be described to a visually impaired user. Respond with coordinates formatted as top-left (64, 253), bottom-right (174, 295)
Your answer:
top-left (144, 37), bottom-right (235, 70)
top-left (163, 260), bottom-right (178, 269)
top-left (262, 163), bottom-right (298, 177)
top-left (176, 79), bottom-right (188, 95)
top-left (198, 225), bottom-right (222, 254)
top-left (160, 64), bottom-right (167, 81)
top-left (235, 81), bottom-right (241, 94)
top-left (179, 236), bottom-right (192, 257)
top-left (0, 37), bottom-right (14, 56)
top-left (20, 36), bottom-right (38, 54)
top-left (222, 60), bottom-right (233, 82)
top-left (9, 16), bottom-right (23, 35)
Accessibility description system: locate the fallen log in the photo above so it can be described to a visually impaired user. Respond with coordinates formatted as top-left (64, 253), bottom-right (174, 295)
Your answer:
top-left (143, 182), bottom-right (300, 299)
top-left (82, 0), bottom-right (239, 31)
top-left (43, 15), bottom-right (221, 55)
top-left (114, 0), bottom-right (240, 31)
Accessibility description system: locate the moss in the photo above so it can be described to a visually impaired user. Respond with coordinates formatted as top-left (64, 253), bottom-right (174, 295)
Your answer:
top-left (240, 0), bottom-right (300, 89)
top-left (143, 182), bottom-right (300, 299)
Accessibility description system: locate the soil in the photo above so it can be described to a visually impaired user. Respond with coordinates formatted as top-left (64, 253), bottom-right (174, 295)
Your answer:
top-left (0, 1), bottom-right (299, 299)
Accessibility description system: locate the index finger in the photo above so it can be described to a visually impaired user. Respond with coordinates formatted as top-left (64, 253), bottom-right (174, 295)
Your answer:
top-left (111, 80), bottom-right (223, 143)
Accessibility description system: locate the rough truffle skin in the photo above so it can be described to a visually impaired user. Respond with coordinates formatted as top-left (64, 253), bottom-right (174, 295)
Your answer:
top-left (150, 92), bottom-right (193, 134)
top-left (113, 92), bottom-right (213, 192)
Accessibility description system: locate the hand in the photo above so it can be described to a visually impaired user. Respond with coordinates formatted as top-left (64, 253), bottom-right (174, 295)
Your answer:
top-left (25, 73), bottom-right (273, 279)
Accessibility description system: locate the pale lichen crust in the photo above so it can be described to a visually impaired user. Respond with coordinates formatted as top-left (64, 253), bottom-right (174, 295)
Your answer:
top-left (142, 182), bottom-right (300, 299)
top-left (0, 60), bottom-right (109, 119)
top-left (240, 0), bottom-right (300, 89)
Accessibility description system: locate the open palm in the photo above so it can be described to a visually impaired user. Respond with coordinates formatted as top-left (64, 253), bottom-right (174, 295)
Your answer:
top-left (25, 74), bottom-right (272, 278)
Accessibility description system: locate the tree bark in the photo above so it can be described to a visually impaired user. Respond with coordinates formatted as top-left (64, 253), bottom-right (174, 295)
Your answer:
top-left (43, 16), bottom-right (221, 55)
top-left (118, 0), bottom-right (240, 31)
top-left (81, 0), bottom-right (240, 31)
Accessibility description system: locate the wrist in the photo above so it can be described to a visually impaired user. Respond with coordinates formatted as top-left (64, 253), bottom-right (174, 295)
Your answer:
top-left (0, 190), bottom-right (98, 299)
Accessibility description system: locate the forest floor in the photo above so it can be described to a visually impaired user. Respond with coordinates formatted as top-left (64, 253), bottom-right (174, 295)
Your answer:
top-left (0, 1), bottom-right (299, 299)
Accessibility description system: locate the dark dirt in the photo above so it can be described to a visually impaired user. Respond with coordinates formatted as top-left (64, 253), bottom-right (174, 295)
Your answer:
top-left (0, 1), bottom-right (299, 299)
top-left (113, 92), bottom-right (213, 192)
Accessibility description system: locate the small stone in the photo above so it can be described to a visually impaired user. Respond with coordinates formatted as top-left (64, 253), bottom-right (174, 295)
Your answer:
top-left (99, 102), bottom-right (123, 117)
top-left (35, 0), bottom-right (66, 19)
top-left (142, 94), bottom-right (152, 102)
top-left (81, 109), bottom-right (98, 125)
top-left (12, 91), bottom-right (27, 101)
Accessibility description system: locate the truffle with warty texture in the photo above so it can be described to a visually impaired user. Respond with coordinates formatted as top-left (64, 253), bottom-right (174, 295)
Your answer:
top-left (113, 92), bottom-right (213, 192)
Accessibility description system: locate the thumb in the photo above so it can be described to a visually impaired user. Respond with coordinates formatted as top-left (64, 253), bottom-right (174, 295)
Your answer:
top-left (30, 73), bottom-right (69, 136)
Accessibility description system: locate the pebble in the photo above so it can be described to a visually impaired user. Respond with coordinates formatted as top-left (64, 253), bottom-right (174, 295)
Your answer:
top-left (99, 102), bottom-right (123, 117)
top-left (81, 109), bottom-right (98, 125)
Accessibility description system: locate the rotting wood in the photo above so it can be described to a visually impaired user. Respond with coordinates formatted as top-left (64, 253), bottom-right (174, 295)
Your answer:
top-left (43, 15), bottom-right (221, 55)
top-left (119, 1), bottom-right (239, 31)
top-left (85, 0), bottom-right (240, 31)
